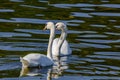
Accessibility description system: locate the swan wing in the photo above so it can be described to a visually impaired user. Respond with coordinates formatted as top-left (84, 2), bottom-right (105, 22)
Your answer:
top-left (60, 40), bottom-right (72, 56)
top-left (23, 53), bottom-right (53, 67)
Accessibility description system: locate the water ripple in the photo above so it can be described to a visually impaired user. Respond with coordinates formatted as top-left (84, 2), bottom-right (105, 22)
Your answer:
top-left (52, 3), bottom-right (96, 8)
top-left (79, 39), bottom-right (120, 44)
top-left (20, 5), bottom-right (47, 9)
top-left (0, 18), bottom-right (84, 26)
top-left (0, 42), bottom-right (47, 51)
top-left (79, 34), bottom-right (107, 38)
top-left (87, 55), bottom-right (120, 60)
top-left (71, 12), bottom-right (92, 18)
top-left (15, 29), bottom-right (46, 34)
top-left (0, 32), bottom-right (31, 37)
top-left (80, 43), bottom-right (111, 48)
top-left (90, 12), bottom-right (120, 17)
top-left (79, 31), bottom-right (97, 34)
top-left (81, 8), bottom-right (95, 11)
top-left (0, 62), bottom-right (20, 71)
top-left (0, 9), bottom-right (14, 12)
top-left (10, 0), bottom-right (24, 2)
top-left (114, 26), bottom-right (120, 28)
top-left (9, 38), bottom-right (47, 41)
top-left (0, 45), bottom-right (44, 51)
top-left (105, 32), bottom-right (120, 36)
top-left (100, 4), bottom-right (120, 8)
top-left (92, 64), bottom-right (120, 71)
top-left (90, 24), bottom-right (106, 28)
top-left (0, 18), bottom-right (47, 24)
top-left (94, 52), bottom-right (120, 56)
top-left (38, 0), bottom-right (48, 3)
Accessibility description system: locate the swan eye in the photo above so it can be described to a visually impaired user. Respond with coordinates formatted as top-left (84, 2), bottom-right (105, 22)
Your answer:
top-left (55, 24), bottom-right (58, 27)
top-left (55, 24), bottom-right (59, 29)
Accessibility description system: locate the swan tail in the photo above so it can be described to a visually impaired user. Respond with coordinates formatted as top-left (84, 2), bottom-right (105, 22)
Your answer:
top-left (20, 57), bottom-right (23, 62)
top-left (20, 57), bottom-right (29, 68)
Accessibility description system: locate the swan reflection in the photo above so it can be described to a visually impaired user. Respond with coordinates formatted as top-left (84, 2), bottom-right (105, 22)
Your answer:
top-left (20, 56), bottom-right (69, 79)
top-left (51, 56), bottom-right (69, 79)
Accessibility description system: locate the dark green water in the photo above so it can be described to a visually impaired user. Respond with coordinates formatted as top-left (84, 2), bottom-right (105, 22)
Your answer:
top-left (0, 0), bottom-right (120, 80)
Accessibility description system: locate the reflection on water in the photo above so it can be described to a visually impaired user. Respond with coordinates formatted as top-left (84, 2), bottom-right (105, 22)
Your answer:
top-left (20, 56), bottom-right (69, 80)
top-left (0, 0), bottom-right (120, 80)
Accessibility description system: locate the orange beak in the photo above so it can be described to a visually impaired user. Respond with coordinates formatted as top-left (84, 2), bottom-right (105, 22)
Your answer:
top-left (43, 26), bottom-right (47, 30)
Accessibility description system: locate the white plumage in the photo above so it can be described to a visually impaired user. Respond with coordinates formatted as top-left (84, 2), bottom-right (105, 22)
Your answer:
top-left (20, 22), bottom-right (55, 68)
top-left (52, 38), bottom-right (72, 56)
top-left (20, 22), bottom-right (72, 68)
top-left (22, 53), bottom-right (53, 67)
top-left (52, 22), bottom-right (72, 56)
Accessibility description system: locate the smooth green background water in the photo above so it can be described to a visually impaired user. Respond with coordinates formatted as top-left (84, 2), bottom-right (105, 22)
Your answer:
top-left (0, 0), bottom-right (120, 80)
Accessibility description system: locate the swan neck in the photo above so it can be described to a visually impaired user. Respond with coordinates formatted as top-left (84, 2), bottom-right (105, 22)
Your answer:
top-left (47, 27), bottom-right (55, 59)
top-left (56, 29), bottom-right (67, 55)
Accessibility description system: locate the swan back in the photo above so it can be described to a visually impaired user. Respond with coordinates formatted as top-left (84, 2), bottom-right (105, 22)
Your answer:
top-left (20, 53), bottom-right (53, 68)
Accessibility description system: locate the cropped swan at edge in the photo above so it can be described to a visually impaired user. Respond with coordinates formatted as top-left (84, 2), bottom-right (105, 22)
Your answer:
top-left (20, 22), bottom-right (55, 68)
top-left (52, 22), bottom-right (72, 56)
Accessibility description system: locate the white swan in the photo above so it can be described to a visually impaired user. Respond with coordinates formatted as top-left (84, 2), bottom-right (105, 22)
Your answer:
top-left (52, 22), bottom-right (72, 56)
top-left (20, 22), bottom-right (55, 68)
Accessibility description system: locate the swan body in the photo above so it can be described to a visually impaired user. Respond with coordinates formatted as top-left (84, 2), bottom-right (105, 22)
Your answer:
top-left (20, 22), bottom-right (72, 67)
top-left (52, 38), bottom-right (72, 56)
top-left (20, 53), bottom-right (53, 68)
top-left (52, 22), bottom-right (72, 56)
top-left (20, 22), bottom-right (55, 68)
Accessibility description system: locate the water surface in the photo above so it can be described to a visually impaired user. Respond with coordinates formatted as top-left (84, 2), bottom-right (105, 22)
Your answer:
top-left (0, 0), bottom-right (120, 80)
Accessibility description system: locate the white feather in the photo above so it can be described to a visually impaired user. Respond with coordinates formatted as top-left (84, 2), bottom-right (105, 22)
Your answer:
top-left (52, 38), bottom-right (72, 56)
top-left (23, 53), bottom-right (53, 67)
top-left (20, 22), bottom-right (55, 68)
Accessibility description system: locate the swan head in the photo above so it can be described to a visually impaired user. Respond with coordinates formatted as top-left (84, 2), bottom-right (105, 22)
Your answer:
top-left (44, 22), bottom-right (55, 30)
top-left (55, 22), bottom-right (67, 31)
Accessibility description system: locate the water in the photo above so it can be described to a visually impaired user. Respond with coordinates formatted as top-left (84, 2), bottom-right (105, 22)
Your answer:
top-left (0, 0), bottom-right (120, 80)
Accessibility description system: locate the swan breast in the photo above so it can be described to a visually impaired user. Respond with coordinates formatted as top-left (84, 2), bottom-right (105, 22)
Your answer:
top-left (52, 38), bottom-right (72, 56)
